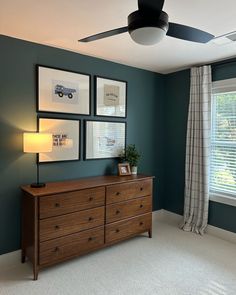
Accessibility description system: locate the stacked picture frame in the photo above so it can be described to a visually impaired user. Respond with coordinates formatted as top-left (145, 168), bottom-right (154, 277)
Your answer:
top-left (37, 65), bottom-right (127, 163)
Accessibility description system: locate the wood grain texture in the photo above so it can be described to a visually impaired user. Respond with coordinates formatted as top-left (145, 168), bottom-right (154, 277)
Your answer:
top-left (39, 227), bottom-right (104, 265)
top-left (21, 175), bottom-right (154, 197)
top-left (39, 207), bottom-right (105, 242)
top-left (21, 192), bottom-right (38, 279)
top-left (39, 187), bottom-right (105, 219)
top-left (106, 195), bottom-right (152, 223)
top-left (21, 175), bottom-right (153, 279)
top-left (105, 213), bottom-right (152, 244)
top-left (106, 179), bottom-right (152, 204)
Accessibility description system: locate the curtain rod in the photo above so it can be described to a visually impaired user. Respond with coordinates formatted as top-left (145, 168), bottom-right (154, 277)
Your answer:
top-left (210, 57), bottom-right (236, 68)
top-left (192, 57), bottom-right (236, 69)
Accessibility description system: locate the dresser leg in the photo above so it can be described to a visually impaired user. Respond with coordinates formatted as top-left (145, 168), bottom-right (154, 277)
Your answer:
top-left (21, 249), bottom-right (26, 263)
top-left (33, 267), bottom-right (39, 281)
top-left (148, 229), bottom-right (152, 238)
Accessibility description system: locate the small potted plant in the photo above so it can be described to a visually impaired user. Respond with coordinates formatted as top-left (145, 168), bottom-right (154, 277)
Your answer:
top-left (120, 144), bottom-right (141, 174)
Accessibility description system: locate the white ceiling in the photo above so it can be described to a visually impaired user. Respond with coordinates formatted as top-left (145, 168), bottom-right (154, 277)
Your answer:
top-left (1, 0), bottom-right (236, 74)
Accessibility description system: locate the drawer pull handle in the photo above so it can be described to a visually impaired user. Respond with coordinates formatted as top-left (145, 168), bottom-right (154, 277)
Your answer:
top-left (116, 229), bottom-right (120, 233)
top-left (55, 203), bottom-right (60, 208)
top-left (88, 237), bottom-right (94, 241)
top-left (89, 217), bottom-right (93, 221)
top-left (89, 197), bottom-right (94, 201)
top-left (140, 204), bottom-right (144, 208)
top-left (116, 210), bottom-right (120, 215)
top-left (54, 225), bottom-right (60, 230)
top-left (140, 222), bottom-right (144, 226)
top-left (116, 192), bottom-right (120, 196)
top-left (54, 247), bottom-right (59, 252)
top-left (140, 187), bottom-right (143, 191)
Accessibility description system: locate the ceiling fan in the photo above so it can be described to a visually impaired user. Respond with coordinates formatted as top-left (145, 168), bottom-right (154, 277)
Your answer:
top-left (79, 0), bottom-right (214, 45)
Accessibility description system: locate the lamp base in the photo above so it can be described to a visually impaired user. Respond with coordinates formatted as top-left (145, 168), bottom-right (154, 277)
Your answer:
top-left (30, 183), bottom-right (46, 188)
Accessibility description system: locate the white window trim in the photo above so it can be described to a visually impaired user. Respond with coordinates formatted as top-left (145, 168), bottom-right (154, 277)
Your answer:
top-left (210, 193), bottom-right (236, 207)
top-left (210, 78), bottom-right (236, 207)
top-left (212, 77), bottom-right (236, 93)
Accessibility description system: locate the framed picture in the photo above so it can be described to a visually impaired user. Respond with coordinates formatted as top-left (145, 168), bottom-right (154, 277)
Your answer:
top-left (85, 120), bottom-right (126, 160)
top-left (37, 65), bottom-right (91, 115)
top-left (95, 76), bottom-right (127, 118)
top-left (118, 163), bottom-right (131, 176)
top-left (38, 117), bottom-right (80, 163)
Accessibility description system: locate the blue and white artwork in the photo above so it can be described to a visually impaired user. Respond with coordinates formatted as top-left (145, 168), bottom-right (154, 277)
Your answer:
top-left (38, 66), bottom-right (90, 115)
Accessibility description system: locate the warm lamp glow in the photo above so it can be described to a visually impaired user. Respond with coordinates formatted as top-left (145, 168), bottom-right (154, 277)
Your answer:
top-left (23, 133), bottom-right (52, 153)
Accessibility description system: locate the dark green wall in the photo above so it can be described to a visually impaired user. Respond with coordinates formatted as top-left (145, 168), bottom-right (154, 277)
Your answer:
top-left (0, 35), bottom-right (164, 255)
top-left (163, 69), bottom-right (190, 215)
top-left (1, 34), bottom-right (235, 255)
top-left (164, 59), bottom-right (236, 233)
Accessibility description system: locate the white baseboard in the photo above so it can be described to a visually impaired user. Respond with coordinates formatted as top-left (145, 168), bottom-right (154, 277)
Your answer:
top-left (153, 209), bottom-right (236, 244)
top-left (152, 209), bottom-right (165, 221)
top-left (206, 224), bottom-right (236, 244)
top-left (0, 250), bottom-right (21, 269)
top-left (153, 209), bottom-right (182, 225)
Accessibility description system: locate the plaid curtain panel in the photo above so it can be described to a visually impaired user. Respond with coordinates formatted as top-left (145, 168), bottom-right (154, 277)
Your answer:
top-left (181, 66), bottom-right (212, 235)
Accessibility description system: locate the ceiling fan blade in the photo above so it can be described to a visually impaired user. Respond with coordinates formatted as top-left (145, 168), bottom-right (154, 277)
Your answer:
top-left (79, 26), bottom-right (128, 42)
top-left (167, 22), bottom-right (214, 43)
top-left (138, 0), bottom-right (165, 12)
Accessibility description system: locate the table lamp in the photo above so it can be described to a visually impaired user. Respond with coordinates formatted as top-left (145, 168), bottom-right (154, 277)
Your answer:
top-left (23, 132), bottom-right (52, 188)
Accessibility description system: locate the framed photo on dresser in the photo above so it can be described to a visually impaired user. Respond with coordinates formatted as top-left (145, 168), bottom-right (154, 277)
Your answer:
top-left (118, 163), bottom-right (131, 176)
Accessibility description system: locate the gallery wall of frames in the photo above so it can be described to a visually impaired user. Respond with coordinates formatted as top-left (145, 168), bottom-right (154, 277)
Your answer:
top-left (37, 65), bottom-right (127, 163)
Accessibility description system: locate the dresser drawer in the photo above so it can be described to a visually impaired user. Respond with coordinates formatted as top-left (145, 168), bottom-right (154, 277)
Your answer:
top-left (106, 179), bottom-right (152, 204)
top-left (39, 207), bottom-right (105, 242)
top-left (106, 195), bottom-right (152, 224)
top-left (39, 187), bottom-right (105, 219)
top-left (105, 213), bottom-right (152, 244)
top-left (39, 226), bottom-right (104, 266)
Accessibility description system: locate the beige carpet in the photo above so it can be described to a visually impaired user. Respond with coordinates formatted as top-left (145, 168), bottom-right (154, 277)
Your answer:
top-left (1, 218), bottom-right (236, 295)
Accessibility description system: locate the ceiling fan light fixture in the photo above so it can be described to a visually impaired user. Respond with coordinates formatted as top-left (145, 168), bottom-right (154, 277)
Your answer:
top-left (130, 26), bottom-right (166, 45)
top-left (79, 0), bottom-right (214, 45)
top-left (128, 10), bottom-right (169, 46)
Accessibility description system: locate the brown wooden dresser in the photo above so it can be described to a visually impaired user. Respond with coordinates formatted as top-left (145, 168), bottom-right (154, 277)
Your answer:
top-left (21, 174), bottom-right (154, 280)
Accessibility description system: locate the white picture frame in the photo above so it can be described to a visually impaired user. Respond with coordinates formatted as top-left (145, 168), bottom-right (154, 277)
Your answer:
top-left (38, 118), bottom-right (80, 163)
top-left (95, 76), bottom-right (127, 118)
top-left (37, 65), bottom-right (90, 115)
top-left (85, 121), bottom-right (126, 160)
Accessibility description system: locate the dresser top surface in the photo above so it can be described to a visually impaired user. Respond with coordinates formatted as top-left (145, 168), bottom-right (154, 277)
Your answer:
top-left (21, 174), bottom-right (154, 197)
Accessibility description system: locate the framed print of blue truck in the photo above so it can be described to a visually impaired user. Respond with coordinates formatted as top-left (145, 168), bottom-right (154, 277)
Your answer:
top-left (37, 65), bottom-right (91, 115)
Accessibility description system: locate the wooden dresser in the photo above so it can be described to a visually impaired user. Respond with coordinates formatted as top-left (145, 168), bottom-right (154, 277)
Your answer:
top-left (21, 174), bottom-right (154, 280)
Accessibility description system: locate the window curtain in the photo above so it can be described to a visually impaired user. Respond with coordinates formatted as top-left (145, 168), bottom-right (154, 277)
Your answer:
top-left (181, 65), bottom-right (212, 235)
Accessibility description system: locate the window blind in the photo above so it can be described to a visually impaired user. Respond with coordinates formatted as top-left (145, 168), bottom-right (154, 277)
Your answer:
top-left (210, 87), bottom-right (236, 197)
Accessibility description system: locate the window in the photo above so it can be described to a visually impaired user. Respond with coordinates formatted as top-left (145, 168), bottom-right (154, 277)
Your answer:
top-left (210, 78), bottom-right (236, 199)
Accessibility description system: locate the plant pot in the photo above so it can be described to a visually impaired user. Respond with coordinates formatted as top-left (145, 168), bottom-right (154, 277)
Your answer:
top-left (131, 166), bottom-right (138, 175)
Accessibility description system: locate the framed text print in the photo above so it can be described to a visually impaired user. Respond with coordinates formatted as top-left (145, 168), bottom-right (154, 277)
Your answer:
top-left (37, 65), bottom-right (90, 115)
top-left (38, 117), bottom-right (80, 163)
top-left (85, 120), bottom-right (126, 160)
top-left (95, 76), bottom-right (127, 118)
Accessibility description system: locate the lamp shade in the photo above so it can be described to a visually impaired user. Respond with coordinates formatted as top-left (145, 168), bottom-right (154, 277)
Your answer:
top-left (23, 133), bottom-right (52, 153)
